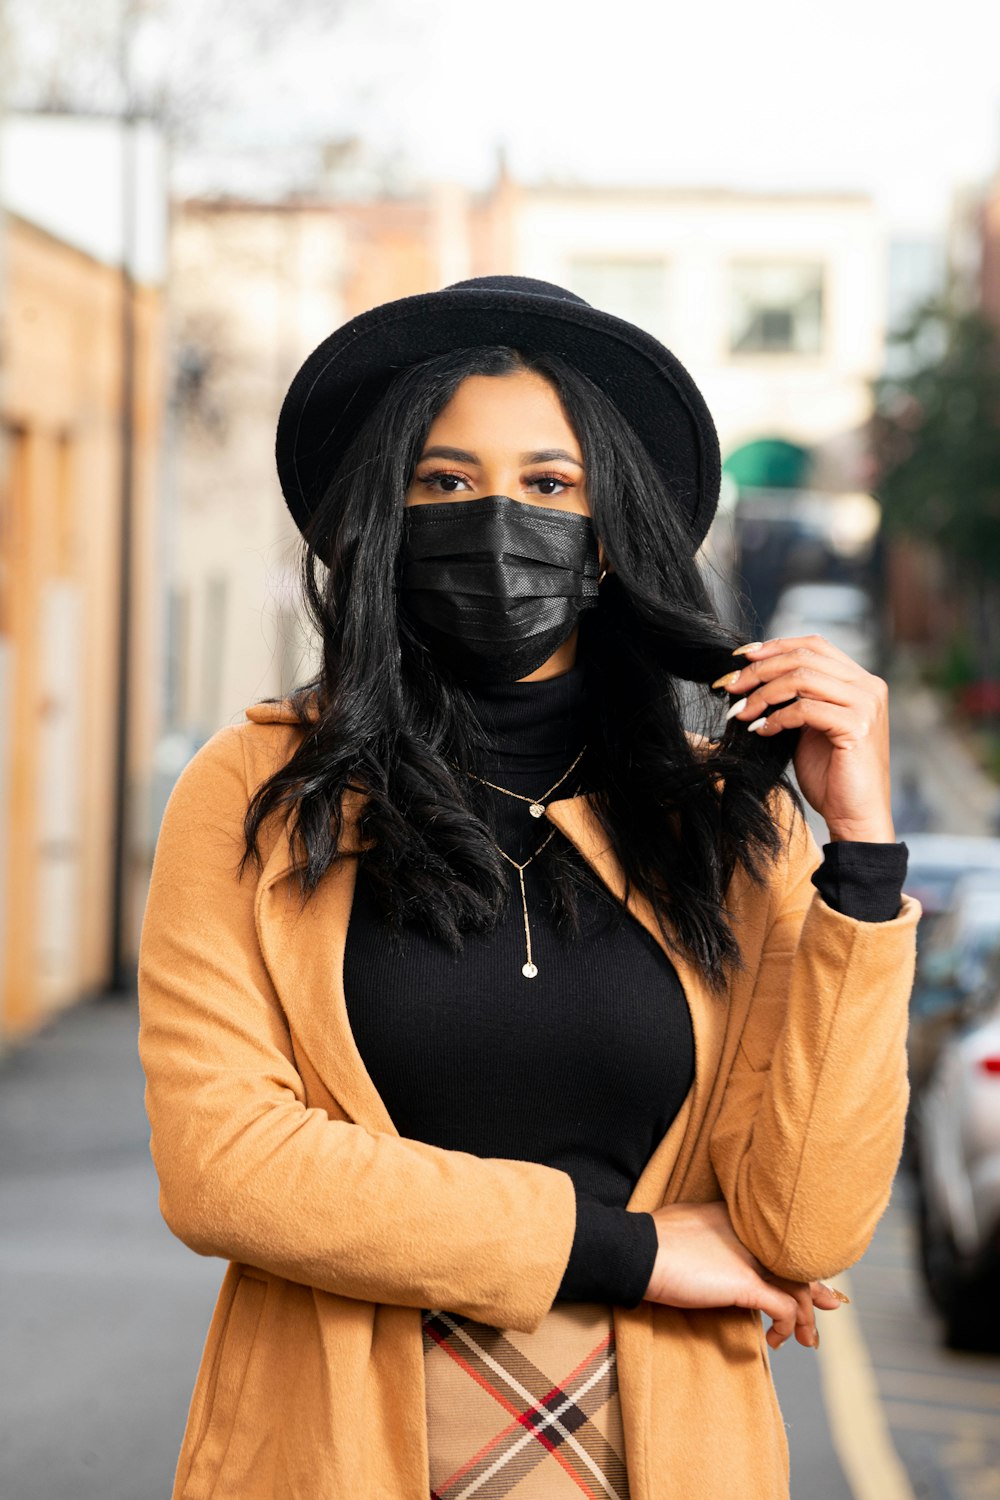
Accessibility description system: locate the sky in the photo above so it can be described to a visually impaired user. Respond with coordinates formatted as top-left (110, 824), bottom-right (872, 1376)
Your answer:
top-left (10, 0), bottom-right (1000, 236)
top-left (181, 0), bottom-right (1000, 235)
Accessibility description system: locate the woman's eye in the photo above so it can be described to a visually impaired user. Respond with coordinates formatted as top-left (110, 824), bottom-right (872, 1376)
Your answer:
top-left (527, 474), bottom-right (573, 496)
top-left (418, 471), bottom-right (470, 493)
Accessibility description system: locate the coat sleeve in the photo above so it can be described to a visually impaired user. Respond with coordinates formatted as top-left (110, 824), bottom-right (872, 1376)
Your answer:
top-left (136, 725), bottom-right (577, 1333)
top-left (708, 790), bottom-right (922, 1283)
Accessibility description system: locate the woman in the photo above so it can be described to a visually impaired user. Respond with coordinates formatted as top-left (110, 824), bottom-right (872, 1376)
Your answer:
top-left (137, 275), bottom-right (920, 1500)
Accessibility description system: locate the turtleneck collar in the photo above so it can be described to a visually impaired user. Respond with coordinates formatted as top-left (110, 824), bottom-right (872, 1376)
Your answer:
top-left (465, 660), bottom-right (590, 779)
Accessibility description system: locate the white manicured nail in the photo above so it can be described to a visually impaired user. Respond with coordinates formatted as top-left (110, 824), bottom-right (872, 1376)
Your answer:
top-left (724, 697), bottom-right (748, 721)
top-left (747, 716), bottom-right (768, 732)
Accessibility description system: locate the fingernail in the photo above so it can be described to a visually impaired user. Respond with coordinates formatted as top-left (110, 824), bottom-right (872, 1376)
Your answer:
top-left (711, 670), bottom-right (742, 690)
top-left (746, 715), bottom-right (768, 732)
top-left (724, 697), bottom-right (748, 721)
top-left (812, 1329), bottom-right (821, 1349)
top-left (831, 1288), bottom-right (851, 1304)
top-left (732, 641), bottom-right (763, 655)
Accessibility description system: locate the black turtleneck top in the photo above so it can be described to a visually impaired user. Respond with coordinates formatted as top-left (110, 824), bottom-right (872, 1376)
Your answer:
top-left (341, 663), bottom-right (908, 1308)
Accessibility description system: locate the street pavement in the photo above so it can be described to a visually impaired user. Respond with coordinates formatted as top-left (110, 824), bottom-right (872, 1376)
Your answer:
top-left (848, 1175), bottom-right (1000, 1500)
top-left (0, 995), bottom-right (220, 1500)
top-left (2, 654), bottom-right (999, 1500)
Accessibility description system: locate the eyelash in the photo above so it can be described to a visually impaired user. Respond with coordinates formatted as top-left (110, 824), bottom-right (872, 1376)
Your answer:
top-left (416, 469), bottom-right (576, 495)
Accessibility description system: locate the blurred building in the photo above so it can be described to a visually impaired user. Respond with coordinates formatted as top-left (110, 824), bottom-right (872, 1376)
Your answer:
top-left (482, 172), bottom-right (889, 636)
top-left (0, 114), bottom-right (167, 1047)
top-left (169, 170), bottom-right (889, 728)
top-left (167, 201), bottom-right (346, 738)
top-left (168, 188), bottom-right (461, 733)
top-left (488, 171), bottom-right (885, 489)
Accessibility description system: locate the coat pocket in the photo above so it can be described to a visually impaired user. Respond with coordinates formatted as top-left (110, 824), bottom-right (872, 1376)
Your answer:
top-left (181, 1272), bottom-right (267, 1500)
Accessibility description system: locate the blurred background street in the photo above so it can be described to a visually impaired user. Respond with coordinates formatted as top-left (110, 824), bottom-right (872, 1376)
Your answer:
top-left (2, 1), bottom-right (1000, 1496)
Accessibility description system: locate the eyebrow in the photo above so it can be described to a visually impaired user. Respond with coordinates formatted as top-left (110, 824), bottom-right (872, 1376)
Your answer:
top-left (418, 444), bottom-right (584, 468)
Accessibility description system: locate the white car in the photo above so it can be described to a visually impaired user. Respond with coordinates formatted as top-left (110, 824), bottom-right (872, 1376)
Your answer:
top-left (766, 581), bottom-right (878, 672)
top-left (903, 863), bottom-right (1000, 1174)
top-left (916, 932), bottom-right (1000, 1351)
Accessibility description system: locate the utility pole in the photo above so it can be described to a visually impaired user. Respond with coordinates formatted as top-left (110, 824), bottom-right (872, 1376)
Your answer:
top-left (108, 1), bottom-right (139, 994)
top-left (0, 1), bottom-right (10, 1043)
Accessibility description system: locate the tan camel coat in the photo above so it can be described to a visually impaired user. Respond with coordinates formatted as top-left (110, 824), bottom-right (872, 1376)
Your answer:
top-left (137, 696), bottom-right (921, 1500)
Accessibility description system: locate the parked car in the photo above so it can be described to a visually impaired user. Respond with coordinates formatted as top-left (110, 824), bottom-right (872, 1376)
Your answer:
top-left (907, 870), bottom-right (1000, 1082)
top-left (903, 867), bottom-right (1000, 1171)
top-left (902, 834), bottom-right (1000, 956)
top-left (915, 939), bottom-right (1000, 1350)
top-left (765, 581), bottom-right (878, 672)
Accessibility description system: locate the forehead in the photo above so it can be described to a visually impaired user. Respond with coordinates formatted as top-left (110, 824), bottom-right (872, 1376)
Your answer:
top-left (425, 371), bottom-right (580, 448)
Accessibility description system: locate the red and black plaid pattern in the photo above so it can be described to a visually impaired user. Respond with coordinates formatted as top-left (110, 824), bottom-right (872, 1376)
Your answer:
top-left (421, 1300), bottom-right (631, 1500)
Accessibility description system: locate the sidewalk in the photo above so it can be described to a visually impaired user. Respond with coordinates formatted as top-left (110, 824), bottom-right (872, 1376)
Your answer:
top-left (0, 994), bottom-right (220, 1500)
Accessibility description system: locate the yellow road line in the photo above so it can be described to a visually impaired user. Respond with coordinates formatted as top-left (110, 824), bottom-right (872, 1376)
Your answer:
top-left (816, 1269), bottom-right (918, 1500)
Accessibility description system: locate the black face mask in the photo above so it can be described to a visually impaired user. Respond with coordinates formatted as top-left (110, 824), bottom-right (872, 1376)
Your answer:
top-left (398, 494), bottom-right (601, 684)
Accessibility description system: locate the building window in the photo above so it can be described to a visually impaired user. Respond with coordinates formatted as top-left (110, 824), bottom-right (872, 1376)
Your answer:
top-left (729, 262), bottom-right (824, 355)
top-left (566, 258), bottom-right (669, 340)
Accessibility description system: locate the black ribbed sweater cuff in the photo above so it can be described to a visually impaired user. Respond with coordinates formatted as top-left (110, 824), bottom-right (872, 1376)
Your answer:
top-left (811, 839), bottom-right (909, 923)
top-left (555, 1195), bottom-right (658, 1306)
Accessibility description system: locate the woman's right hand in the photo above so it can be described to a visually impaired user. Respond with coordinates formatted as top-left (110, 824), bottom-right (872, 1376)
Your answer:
top-left (643, 1200), bottom-right (844, 1349)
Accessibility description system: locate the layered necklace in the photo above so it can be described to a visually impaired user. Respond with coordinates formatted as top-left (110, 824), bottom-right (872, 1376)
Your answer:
top-left (453, 744), bottom-right (587, 979)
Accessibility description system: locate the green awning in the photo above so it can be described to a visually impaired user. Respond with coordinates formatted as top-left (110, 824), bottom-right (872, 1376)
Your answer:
top-left (722, 438), bottom-right (812, 491)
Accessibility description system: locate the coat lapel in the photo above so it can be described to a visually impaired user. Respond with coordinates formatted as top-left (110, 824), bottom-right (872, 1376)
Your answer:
top-left (253, 786), bottom-right (401, 1134)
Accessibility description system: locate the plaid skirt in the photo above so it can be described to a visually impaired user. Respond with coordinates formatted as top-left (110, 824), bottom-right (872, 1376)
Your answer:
top-left (421, 1300), bottom-right (631, 1500)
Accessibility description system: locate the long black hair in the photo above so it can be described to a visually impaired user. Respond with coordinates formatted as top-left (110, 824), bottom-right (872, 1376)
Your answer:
top-left (239, 345), bottom-right (805, 992)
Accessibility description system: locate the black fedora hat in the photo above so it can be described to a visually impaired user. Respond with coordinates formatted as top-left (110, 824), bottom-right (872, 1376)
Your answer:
top-left (275, 273), bottom-right (721, 554)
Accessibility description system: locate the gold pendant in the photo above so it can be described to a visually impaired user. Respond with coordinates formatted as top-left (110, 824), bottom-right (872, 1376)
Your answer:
top-left (497, 830), bottom-right (555, 980)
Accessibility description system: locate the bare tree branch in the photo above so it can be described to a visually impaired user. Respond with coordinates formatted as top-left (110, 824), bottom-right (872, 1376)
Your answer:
top-left (5, 0), bottom-right (359, 134)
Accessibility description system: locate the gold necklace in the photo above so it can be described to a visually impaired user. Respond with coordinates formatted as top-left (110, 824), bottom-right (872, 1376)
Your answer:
top-left (492, 827), bottom-right (557, 979)
top-left (449, 746), bottom-right (586, 978)
top-left (457, 744), bottom-right (588, 818)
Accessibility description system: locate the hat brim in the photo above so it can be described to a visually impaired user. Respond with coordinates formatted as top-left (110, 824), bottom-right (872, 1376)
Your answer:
top-left (275, 284), bottom-right (721, 552)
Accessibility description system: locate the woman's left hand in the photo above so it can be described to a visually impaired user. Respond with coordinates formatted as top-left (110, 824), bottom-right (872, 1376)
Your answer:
top-left (716, 635), bottom-right (895, 842)
top-left (764, 1274), bottom-right (848, 1350)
